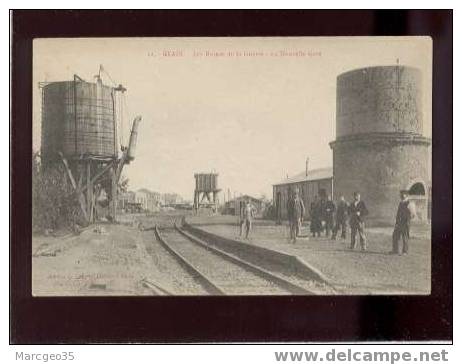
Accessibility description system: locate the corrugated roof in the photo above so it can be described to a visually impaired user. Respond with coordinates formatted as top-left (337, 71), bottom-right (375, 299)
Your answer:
top-left (227, 194), bottom-right (262, 203)
top-left (273, 167), bottom-right (333, 186)
top-left (137, 188), bottom-right (160, 195)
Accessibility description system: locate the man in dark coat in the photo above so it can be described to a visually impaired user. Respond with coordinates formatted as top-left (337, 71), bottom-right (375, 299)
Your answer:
top-left (332, 195), bottom-right (349, 240)
top-left (324, 195), bottom-right (336, 238)
top-left (349, 191), bottom-right (368, 251)
top-left (310, 196), bottom-right (321, 237)
top-left (391, 190), bottom-right (416, 255)
top-left (287, 189), bottom-right (305, 243)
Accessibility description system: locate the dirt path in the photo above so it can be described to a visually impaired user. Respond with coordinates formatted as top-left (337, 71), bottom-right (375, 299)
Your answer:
top-left (32, 224), bottom-right (172, 296)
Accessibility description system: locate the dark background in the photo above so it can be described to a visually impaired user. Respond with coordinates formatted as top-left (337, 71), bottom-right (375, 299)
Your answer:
top-left (11, 10), bottom-right (453, 343)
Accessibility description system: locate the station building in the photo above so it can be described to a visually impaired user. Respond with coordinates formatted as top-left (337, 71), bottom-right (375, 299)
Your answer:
top-left (223, 195), bottom-right (265, 217)
top-left (272, 167), bottom-right (333, 221)
top-left (135, 189), bottom-right (162, 212)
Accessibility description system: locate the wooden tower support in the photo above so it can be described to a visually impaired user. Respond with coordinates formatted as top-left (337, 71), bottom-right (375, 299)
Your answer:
top-left (59, 153), bottom-right (114, 225)
top-left (57, 116), bottom-right (141, 226)
top-left (110, 164), bottom-right (117, 222)
top-left (193, 189), bottom-right (220, 214)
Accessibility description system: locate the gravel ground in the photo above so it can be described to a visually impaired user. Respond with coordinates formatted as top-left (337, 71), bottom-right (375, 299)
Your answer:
top-left (187, 216), bottom-right (432, 295)
top-left (33, 224), bottom-right (158, 296)
top-left (32, 212), bottom-right (431, 296)
top-left (142, 230), bottom-right (209, 294)
top-left (32, 221), bottom-right (200, 296)
top-left (160, 228), bottom-right (288, 295)
top-left (130, 211), bottom-right (189, 230)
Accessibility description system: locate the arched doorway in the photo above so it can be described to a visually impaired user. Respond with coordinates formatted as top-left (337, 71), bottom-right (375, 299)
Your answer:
top-left (407, 181), bottom-right (428, 221)
top-left (408, 182), bottom-right (426, 196)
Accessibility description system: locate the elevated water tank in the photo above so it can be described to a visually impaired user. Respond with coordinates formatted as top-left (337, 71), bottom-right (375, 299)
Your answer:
top-left (41, 77), bottom-right (117, 161)
top-left (336, 66), bottom-right (422, 138)
top-left (194, 173), bottom-right (219, 192)
top-left (330, 65), bottom-right (431, 225)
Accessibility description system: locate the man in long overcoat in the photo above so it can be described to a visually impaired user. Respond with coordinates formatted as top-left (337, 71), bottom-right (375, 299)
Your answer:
top-left (349, 191), bottom-right (368, 251)
top-left (332, 195), bottom-right (349, 240)
top-left (391, 190), bottom-right (416, 255)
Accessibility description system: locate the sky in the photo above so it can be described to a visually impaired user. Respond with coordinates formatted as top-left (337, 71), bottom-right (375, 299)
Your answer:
top-left (33, 37), bottom-right (432, 201)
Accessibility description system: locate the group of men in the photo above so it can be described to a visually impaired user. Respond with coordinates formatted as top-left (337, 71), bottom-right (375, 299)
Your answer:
top-left (309, 194), bottom-right (350, 240)
top-left (237, 186), bottom-right (415, 256)
top-left (287, 188), bottom-right (415, 255)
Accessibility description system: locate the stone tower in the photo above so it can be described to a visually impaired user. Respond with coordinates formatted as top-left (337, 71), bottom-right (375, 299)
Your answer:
top-left (329, 66), bottom-right (431, 225)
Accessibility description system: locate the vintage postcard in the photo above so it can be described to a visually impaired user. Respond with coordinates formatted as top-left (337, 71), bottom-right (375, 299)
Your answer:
top-left (32, 36), bottom-right (432, 296)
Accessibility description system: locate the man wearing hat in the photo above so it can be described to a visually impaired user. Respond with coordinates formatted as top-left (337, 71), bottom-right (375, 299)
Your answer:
top-left (332, 195), bottom-right (349, 240)
top-left (287, 188), bottom-right (305, 243)
top-left (348, 191), bottom-right (368, 251)
top-left (240, 198), bottom-right (256, 239)
top-left (324, 194), bottom-right (336, 238)
top-left (391, 190), bottom-right (416, 255)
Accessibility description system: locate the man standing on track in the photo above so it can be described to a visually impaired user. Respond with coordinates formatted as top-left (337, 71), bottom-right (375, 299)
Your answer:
top-left (287, 188), bottom-right (305, 243)
top-left (349, 191), bottom-right (368, 251)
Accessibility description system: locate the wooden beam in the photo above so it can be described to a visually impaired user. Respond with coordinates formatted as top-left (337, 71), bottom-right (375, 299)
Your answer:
top-left (91, 192), bottom-right (95, 223)
top-left (86, 161), bottom-right (93, 222)
top-left (77, 163), bottom-right (83, 190)
top-left (76, 161), bottom-right (113, 195)
top-left (59, 152), bottom-right (88, 222)
top-left (111, 166), bottom-right (117, 221)
top-left (59, 152), bottom-right (77, 190)
top-left (93, 184), bottom-right (101, 221)
top-left (115, 150), bottom-right (128, 182)
top-left (91, 162), bottom-right (114, 185)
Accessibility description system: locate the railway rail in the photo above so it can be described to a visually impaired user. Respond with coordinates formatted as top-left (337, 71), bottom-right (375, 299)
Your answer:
top-left (140, 278), bottom-right (174, 295)
top-left (154, 222), bottom-right (315, 295)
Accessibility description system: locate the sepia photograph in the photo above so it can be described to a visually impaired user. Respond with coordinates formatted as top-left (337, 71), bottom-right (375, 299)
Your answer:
top-left (31, 36), bottom-right (432, 297)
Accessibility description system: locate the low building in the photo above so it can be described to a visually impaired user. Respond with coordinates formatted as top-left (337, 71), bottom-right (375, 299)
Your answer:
top-left (135, 188), bottom-right (161, 212)
top-left (151, 191), bottom-right (162, 207)
top-left (162, 193), bottom-right (183, 206)
top-left (117, 191), bottom-right (135, 210)
top-left (272, 167), bottom-right (333, 220)
top-left (224, 195), bottom-right (264, 217)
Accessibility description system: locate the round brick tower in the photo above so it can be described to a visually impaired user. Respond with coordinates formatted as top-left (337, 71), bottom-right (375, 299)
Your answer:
top-left (329, 66), bottom-right (431, 225)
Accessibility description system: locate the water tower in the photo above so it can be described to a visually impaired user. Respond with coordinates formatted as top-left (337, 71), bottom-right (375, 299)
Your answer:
top-left (330, 65), bottom-right (431, 224)
top-left (193, 173), bottom-right (221, 212)
top-left (40, 68), bottom-right (141, 223)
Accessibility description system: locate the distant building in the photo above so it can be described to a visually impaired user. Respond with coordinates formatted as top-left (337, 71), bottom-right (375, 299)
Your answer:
top-left (162, 193), bottom-right (183, 206)
top-left (272, 167), bottom-right (333, 220)
top-left (117, 191), bottom-right (135, 210)
top-left (135, 188), bottom-right (161, 211)
top-left (151, 191), bottom-right (162, 206)
top-left (224, 195), bottom-right (265, 216)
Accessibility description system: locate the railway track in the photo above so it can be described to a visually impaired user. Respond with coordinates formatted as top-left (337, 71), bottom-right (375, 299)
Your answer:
top-left (154, 224), bottom-right (314, 295)
top-left (140, 278), bottom-right (174, 295)
top-left (143, 229), bottom-right (211, 295)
